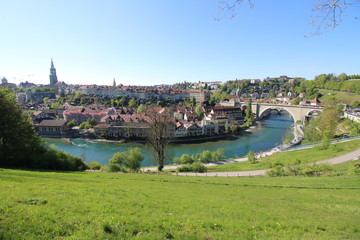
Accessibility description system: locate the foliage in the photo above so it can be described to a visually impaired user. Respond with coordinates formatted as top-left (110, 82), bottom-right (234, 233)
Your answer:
top-left (247, 150), bottom-right (257, 164)
top-left (245, 98), bottom-right (254, 124)
top-left (67, 119), bottom-right (78, 128)
top-left (0, 89), bottom-right (43, 168)
top-left (137, 104), bottom-right (146, 113)
top-left (174, 149), bottom-right (226, 164)
top-left (79, 118), bottom-right (97, 129)
top-left (43, 97), bottom-right (49, 104)
top-left (177, 162), bottom-right (207, 173)
top-left (128, 99), bottom-right (138, 108)
top-left (88, 161), bottom-right (102, 170)
top-left (267, 160), bottom-right (333, 177)
top-left (195, 105), bottom-right (204, 119)
top-left (304, 99), bottom-right (340, 143)
top-left (108, 148), bottom-right (144, 172)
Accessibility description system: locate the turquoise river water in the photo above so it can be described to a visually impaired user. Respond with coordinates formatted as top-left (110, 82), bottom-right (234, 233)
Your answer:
top-left (45, 112), bottom-right (294, 166)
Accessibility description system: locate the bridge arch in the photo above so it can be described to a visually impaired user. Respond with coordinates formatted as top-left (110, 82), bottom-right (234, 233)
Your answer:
top-left (252, 104), bottom-right (324, 123)
top-left (258, 107), bottom-right (296, 123)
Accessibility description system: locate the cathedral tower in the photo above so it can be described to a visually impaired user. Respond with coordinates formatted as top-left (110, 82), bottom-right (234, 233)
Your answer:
top-left (49, 59), bottom-right (58, 86)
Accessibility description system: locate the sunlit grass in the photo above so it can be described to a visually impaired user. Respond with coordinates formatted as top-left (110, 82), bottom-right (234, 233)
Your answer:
top-left (0, 168), bottom-right (359, 239)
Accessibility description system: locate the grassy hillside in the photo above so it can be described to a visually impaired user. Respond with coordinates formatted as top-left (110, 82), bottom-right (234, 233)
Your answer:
top-left (206, 139), bottom-right (360, 173)
top-left (318, 89), bottom-right (360, 105)
top-left (0, 169), bottom-right (359, 239)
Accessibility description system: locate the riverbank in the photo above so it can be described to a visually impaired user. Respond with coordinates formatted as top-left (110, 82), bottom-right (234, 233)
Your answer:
top-left (46, 113), bottom-right (295, 166)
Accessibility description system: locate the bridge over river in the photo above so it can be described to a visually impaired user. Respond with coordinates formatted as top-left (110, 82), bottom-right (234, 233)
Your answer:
top-left (251, 103), bottom-right (323, 123)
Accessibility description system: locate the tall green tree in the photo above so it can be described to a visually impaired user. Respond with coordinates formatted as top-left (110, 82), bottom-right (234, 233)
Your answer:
top-left (0, 89), bottom-right (43, 167)
top-left (245, 97), bottom-right (254, 123)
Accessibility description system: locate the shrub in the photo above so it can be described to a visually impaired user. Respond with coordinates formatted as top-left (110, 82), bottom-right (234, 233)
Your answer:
top-left (88, 161), bottom-right (102, 170)
top-left (247, 150), bottom-right (257, 164)
top-left (177, 162), bottom-right (207, 173)
top-left (108, 163), bottom-right (122, 172)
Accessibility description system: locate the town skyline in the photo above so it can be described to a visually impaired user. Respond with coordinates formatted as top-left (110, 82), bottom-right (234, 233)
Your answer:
top-left (1, 1), bottom-right (359, 86)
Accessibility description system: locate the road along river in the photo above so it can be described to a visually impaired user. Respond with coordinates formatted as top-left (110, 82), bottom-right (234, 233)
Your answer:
top-left (45, 112), bottom-right (294, 167)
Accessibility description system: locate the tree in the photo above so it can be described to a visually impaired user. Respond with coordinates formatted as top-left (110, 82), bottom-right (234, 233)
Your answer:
top-left (247, 150), bottom-right (257, 164)
top-left (191, 97), bottom-right (196, 107)
top-left (43, 97), bottom-right (49, 104)
top-left (145, 109), bottom-right (174, 171)
top-left (109, 148), bottom-right (144, 172)
top-left (137, 104), bottom-right (146, 113)
top-left (128, 99), bottom-right (137, 108)
top-left (217, 0), bottom-right (359, 35)
top-left (123, 148), bottom-right (144, 172)
top-left (0, 89), bottom-right (43, 167)
top-left (195, 105), bottom-right (204, 119)
top-left (67, 119), bottom-right (78, 128)
top-left (245, 97), bottom-right (254, 124)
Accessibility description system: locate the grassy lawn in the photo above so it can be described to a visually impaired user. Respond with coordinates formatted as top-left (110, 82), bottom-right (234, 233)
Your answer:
top-left (318, 89), bottom-right (360, 105)
top-left (206, 139), bottom-right (360, 173)
top-left (0, 169), bottom-right (359, 239)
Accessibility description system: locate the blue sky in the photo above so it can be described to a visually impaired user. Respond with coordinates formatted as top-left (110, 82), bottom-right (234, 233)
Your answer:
top-left (1, 0), bottom-right (359, 86)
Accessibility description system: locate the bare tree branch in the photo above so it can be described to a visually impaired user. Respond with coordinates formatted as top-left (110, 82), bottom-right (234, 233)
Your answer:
top-left (216, 0), bottom-right (359, 35)
top-left (216, 0), bottom-right (254, 21)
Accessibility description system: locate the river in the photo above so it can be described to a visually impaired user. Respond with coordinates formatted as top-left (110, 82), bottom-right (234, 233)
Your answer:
top-left (45, 112), bottom-right (294, 166)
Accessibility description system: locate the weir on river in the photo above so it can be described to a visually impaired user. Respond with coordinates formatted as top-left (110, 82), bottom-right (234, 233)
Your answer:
top-left (45, 112), bottom-right (294, 166)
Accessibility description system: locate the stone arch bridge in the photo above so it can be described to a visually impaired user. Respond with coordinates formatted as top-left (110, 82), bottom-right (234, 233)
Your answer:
top-left (250, 103), bottom-right (323, 123)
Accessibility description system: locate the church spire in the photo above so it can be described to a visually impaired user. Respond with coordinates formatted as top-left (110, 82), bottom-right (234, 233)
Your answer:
top-left (49, 59), bottom-right (58, 86)
top-left (51, 58), bottom-right (55, 69)
top-left (113, 78), bottom-right (116, 87)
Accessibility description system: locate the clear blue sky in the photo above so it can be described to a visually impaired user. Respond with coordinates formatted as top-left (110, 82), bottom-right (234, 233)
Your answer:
top-left (1, 0), bottom-right (359, 86)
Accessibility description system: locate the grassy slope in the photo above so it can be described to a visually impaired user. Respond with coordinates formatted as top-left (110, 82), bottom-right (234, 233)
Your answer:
top-left (318, 89), bottom-right (360, 105)
top-left (0, 169), bottom-right (359, 239)
top-left (206, 139), bottom-right (360, 173)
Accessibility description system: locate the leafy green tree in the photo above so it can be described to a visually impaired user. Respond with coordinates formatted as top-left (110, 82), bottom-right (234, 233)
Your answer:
top-left (191, 97), bottom-right (196, 106)
top-left (247, 150), bottom-right (257, 164)
top-left (0, 89), bottom-right (43, 167)
top-left (128, 99), bottom-right (137, 108)
top-left (137, 104), bottom-right (146, 113)
top-left (79, 122), bottom-right (92, 129)
top-left (67, 119), bottom-right (78, 128)
top-left (88, 161), bottom-right (102, 170)
top-left (43, 97), bottom-right (49, 104)
top-left (195, 105), bottom-right (204, 119)
top-left (0, 89), bottom-right (87, 171)
top-left (245, 98), bottom-right (254, 124)
top-left (123, 148), bottom-right (144, 172)
top-left (86, 118), bottom-right (97, 127)
top-left (108, 148), bottom-right (144, 172)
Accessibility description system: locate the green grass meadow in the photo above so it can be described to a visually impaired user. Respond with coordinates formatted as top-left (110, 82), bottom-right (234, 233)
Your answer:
top-left (318, 89), bottom-right (360, 105)
top-left (0, 169), bottom-right (359, 239)
top-left (206, 139), bottom-right (360, 173)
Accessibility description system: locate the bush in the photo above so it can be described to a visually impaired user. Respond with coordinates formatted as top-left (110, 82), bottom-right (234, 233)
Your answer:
top-left (108, 148), bottom-right (144, 172)
top-left (247, 151), bottom-right (257, 164)
top-left (108, 163), bottom-right (122, 172)
top-left (177, 162), bottom-right (207, 173)
top-left (67, 119), bottom-right (78, 128)
top-left (267, 160), bottom-right (333, 177)
top-left (88, 161), bottom-right (102, 170)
